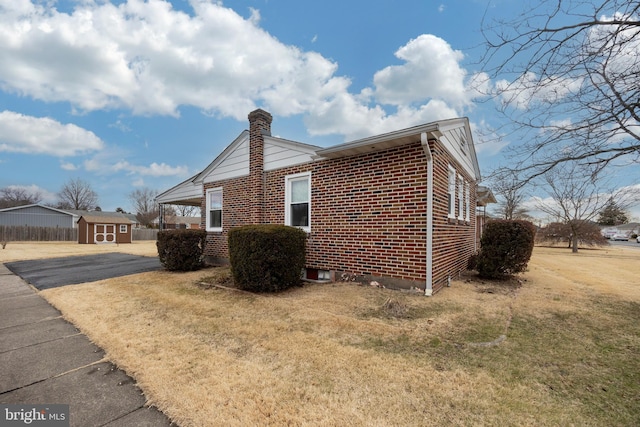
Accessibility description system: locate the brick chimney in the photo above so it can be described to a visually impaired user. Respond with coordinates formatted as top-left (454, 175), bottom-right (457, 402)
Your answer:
top-left (248, 109), bottom-right (272, 224)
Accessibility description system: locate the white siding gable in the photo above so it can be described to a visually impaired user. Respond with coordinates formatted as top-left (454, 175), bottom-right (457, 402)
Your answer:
top-left (202, 133), bottom-right (250, 184)
top-left (264, 136), bottom-right (319, 171)
top-left (439, 122), bottom-right (480, 181)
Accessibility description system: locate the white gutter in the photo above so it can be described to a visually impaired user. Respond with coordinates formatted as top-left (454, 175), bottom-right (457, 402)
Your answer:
top-left (421, 132), bottom-right (434, 296)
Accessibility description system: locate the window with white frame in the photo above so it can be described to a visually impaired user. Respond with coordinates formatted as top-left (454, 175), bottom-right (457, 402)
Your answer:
top-left (447, 166), bottom-right (456, 219)
top-left (206, 187), bottom-right (223, 232)
top-left (458, 176), bottom-right (464, 220)
top-left (465, 181), bottom-right (470, 222)
top-left (119, 224), bottom-right (127, 233)
top-left (285, 172), bottom-right (311, 232)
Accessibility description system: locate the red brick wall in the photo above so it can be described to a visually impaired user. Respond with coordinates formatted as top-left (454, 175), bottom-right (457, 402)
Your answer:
top-left (429, 140), bottom-right (477, 292)
top-left (201, 137), bottom-right (477, 293)
top-left (265, 143), bottom-right (428, 283)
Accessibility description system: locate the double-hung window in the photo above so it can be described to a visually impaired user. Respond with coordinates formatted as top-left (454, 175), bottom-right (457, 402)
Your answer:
top-left (458, 177), bottom-right (465, 220)
top-left (465, 181), bottom-right (470, 222)
top-left (206, 187), bottom-right (223, 232)
top-left (285, 172), bottom-right (311, 232)
top-left (447, 166), bottom-right (456, 219)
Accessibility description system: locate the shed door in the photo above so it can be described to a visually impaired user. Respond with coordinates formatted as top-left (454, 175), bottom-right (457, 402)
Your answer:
top-left (95, 224), bottom-right (116, 244)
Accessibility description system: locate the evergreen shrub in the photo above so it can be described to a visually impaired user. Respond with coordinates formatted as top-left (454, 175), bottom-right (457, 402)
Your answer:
top-left (476, 220), bottom-right (536, 279)
top-left (157, 229), bottom-right (207, 271)
top-left (228, 224), bottom-right (307, 292)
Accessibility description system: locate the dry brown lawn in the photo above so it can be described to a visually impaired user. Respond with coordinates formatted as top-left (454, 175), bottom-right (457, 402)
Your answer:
top-left (4, 242), bottom-right (639, 426)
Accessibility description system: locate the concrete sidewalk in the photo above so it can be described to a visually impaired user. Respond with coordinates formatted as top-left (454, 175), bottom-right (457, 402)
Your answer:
top-left (0, 263), bottom-right (177, 427)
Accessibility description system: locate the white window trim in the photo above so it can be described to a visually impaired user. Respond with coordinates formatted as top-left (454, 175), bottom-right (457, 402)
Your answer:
top-left (447, 165), bottom-right (456, 219)
top-left (458, 176), bottom-right (465, 220)
top-left (285, 172), bottom-right (311, 233)
top-left (465, 181), bottom-right (470, 222)
top-left (206, 187), bottom-right (223, 232)
top-left (119, 224), bottom-right (127, 233)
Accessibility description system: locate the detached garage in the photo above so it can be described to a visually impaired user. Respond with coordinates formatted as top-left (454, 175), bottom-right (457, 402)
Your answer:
top-left (78, 214), bottom-right (133, 244)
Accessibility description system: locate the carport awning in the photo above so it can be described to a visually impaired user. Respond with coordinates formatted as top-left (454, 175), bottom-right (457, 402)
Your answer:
top-left (156, 174), bottom-right (202, 206)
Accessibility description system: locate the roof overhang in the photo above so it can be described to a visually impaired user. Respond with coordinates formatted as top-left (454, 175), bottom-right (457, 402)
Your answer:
top-left (477, 186), bottom-right (497, 206)
top-left (155, 174), bottom-right (202, 206)
top-left (314, 122), bottom-right (444, 159)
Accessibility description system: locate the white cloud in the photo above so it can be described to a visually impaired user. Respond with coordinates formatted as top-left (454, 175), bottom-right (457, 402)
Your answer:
top-left (84, 155), bottom-right (188, 177)
top-left (0, 111), bottom-right (104, 156)
top-left (132, 178), bottom-right (145, 187)
top-left (60, 161), bottom-right (77, 170)
top-left (0, 1), bottom-right (481, 140)
top-left (373, 35), bottom-right (470, 108)
top-left (109, 120), bottom-right (131, 132)
top-left (3, 184), bottom-right (57, 204)
top-left (495, 72), bottom-right (583, 110)
top-left (470, 119), bottom-right (509, 156)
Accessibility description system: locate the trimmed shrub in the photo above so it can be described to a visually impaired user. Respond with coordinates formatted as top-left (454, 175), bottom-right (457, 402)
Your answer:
top-left (476, 220), bottom-right (536, 279)
top-left (157, 229), bottom-right (207, 271)
top-left (228, 224), bottom-right (307, 293)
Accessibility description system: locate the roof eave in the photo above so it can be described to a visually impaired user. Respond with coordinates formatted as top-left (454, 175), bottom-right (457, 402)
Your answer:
top-left (315, 122), bottom-right (445, 159)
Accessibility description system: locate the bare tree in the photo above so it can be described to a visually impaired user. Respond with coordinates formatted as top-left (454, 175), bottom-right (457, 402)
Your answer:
top-left (172, 204), bottom-right (200, 217)
top-left (535, 162), bottom-right (640, 252)
top-left (0, 186), bottom-right (42, 208)
top-left (57, 178), bottom-right (98, 210)
top-left (128, 188), bottom-right (159, 228)
top-left (480, 0), bottom-right (640, 182)
top-left (489, 172), bottom-right (530, 220)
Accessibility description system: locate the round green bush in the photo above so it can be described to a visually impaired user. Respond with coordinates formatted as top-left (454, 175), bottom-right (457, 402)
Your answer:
top-left (157, 229), bottom-right (206, 271)
top-left (476, 220), bottom-right (536, 279)
top-left (228, 224), bottom-right (307, 292)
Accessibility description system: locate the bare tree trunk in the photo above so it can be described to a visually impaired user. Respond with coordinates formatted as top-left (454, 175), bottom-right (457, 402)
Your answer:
top-left (572, 235), bottom-right (579, 253)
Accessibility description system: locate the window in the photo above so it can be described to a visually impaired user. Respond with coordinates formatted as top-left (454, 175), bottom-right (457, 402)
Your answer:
top-left (458, 177), bottom-right (465, 220)
top-left (465, 181), bottom-right (470, 222)
top-left (206, 187), bottom-right (223, 232)
top-left (119, 224), bottom-right (127, 233)
top-left (285, 172), bottom-right (311, 232)
top-left (447, 166), bottom-right (456, 219)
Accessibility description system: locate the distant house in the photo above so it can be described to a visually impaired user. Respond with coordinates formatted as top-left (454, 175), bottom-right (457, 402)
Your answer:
top-left (476, 186), bottom-right (497, 244)
top-left (152, 215), bottom-right (201, 230)
top-left (122, 213), bottom-right (142, 229)
top-left (77, 212), bottom-right (133, 244)
top-left (157, 109), bottom-right (494, 295)
top-left (0, 204), bottom-right (80, 228)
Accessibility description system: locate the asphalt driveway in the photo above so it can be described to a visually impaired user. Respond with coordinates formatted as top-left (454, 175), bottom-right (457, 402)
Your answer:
top-left (4, 253), bottom-right (162, 290)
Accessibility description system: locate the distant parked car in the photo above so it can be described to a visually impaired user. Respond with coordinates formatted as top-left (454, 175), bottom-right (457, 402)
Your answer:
top-left (637, 235), bottom-right (640, 243)
top-left (612, 233), bottom-right (629, 241)
top-left (602, 230), bottom-right (617, 239)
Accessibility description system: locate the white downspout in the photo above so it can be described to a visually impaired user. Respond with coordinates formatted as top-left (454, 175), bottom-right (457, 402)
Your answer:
top-left (421, 132), bottom-right (433, 296)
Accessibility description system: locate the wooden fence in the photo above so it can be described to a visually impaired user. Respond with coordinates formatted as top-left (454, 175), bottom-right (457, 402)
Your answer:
top-left (0, 226), bottom-right (159, 242)
top-left (133, 229), bottom-right (159, 241)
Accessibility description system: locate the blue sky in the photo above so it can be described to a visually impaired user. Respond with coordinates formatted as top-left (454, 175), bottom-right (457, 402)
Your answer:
top-left (1, 0), bottom-right (638, 220)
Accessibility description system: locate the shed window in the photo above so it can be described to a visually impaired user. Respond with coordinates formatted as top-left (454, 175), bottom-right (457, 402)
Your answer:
top-left (285, 172), bottom-right (311, 232)
top-left (119, 224), bottom-right (127, 233)
top-left (206, 188), bottom-right (223, 232)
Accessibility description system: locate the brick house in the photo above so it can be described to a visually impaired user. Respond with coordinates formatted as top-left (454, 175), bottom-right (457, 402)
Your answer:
top-left (157, 109), bottom-right (490, 295)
